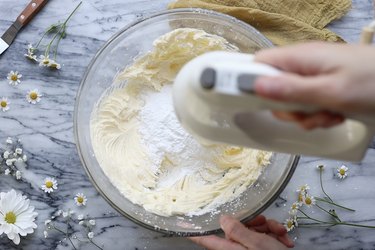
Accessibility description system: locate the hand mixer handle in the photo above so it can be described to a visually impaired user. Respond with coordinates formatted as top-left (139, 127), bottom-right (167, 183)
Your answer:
top-left (176, 51), bottom-right (375, 161)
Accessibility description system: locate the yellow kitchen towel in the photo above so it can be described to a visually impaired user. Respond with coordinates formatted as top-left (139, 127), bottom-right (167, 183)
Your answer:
top-left (168, 0), bottom-right (352, 45)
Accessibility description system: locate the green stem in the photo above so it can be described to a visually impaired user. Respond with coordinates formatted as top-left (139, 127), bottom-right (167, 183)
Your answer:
top-left (338, 222), bottom-right (375, 229)
top-left (45, 1), bottom-right (82, 56)
top-left (315, 197), bottom-right (355, 212)
top-left (297, 209), bottom-right (328, 224)
top-left (316, 204), bottom-right (341, 222)
top-left (319, 168), bottom-right (333, 202)
top-left (53, 27), bottom-right (65, 59)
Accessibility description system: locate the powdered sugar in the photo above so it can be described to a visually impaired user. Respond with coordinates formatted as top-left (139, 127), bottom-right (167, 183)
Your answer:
top-left (139, 84), bottom-right (214, 187)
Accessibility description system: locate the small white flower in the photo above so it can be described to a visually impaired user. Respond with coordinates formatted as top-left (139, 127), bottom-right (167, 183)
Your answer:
top-left (39, 55), bottom-right (51, 67)
top-left (284, 216), bottom-right (298, 232)
top-left (24, 44), bottom-right (38, 62)
top-left (4, 169), bottom-right (10, 175)
top-left (26, 89), bottom-right (42, 104)
top-left (6, 159), bottom-right (15, 166)
top-left (48, 60), bottom-right (61, 70)
top-left (3, 151), bottom-right (10, 159)
top-left (89, 219), bottom-right (96, 226)
top-left (15, 171), bottom-right (22, 180)
top-left (0, 189), bottom-right (38, 245)
top-left (0, 97), bottom-right (10, 112)
top-left (87, 232), bottom-right (94, 239)
top-left (77, 214), bottom-right (84, 220)
top-left (15, 148), bottom-right (23, 155)
top-left (79, 220), bottom-right (84, 225)
top-left (44, 219), bottom-right (52, 226)
top-left (337, 165), bottom-right (348, 179)
top-left (74, 193), bottom-right (87, 206)
top-left (22, 155), bottom-right (28, 162)
top-left (41, 177), bottom-right (58, 193)
top-left (43, 230), bottom-right (48, 238)
top-left (303, 195), bottom-right (316, 207)
top-left (55, 210), bottom-right (62, 216)
top-left (62, 211), bottom-right (69, 218)
top-left (289, 202), bottom-right (300, 215)
top-left (6, 137), bottom-right (13, 144)
top-left (7, 71), bottom-right (22, 86)
top-left (296, 184), bottom-right (310, 193)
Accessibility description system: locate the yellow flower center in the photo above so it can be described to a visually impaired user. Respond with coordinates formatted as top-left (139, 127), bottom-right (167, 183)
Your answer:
top-left (0, 101), bottom-right (7, 108)
top-left (45, 181), bottom-right (53, 188)
top-left (339, 169), bottom-right (346, 176)
top-left (292, 204), bottom-right (297, 209)
top-left (77, 196), bottom-right (84, 203)
top-left (298, 193), bottom-right (303, 202)
top-left (30, 92), bottom-right (38, 100)
top-left (43, 60), bottom-right (49, 65)
top-left (5, 212), bottom-right (16, 224)
top-left (10, 75), bottom-right (18, 81)
top-left (287, 220), bottom-right (293, 229)
top-left (305, 197), bottom-right (312, 205)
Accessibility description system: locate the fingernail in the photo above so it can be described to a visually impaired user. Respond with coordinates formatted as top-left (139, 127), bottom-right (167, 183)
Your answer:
top-left (255, 77), bottom-right (283, 96)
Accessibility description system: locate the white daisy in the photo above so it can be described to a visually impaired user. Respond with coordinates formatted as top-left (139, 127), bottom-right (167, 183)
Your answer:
top-left (6, 159), bottom-right (16, 166)
top-left (48, 60), bottom-right (61, 70)
top-left (337, 165), bottom-right (348, 179)
top-left (303, 195), bottom-right (316, 207)
top-left (296, 184), bottom-right (310, 193)
top-left (39, 55), bottom-right (51, 67)
top-left (41, 177), bottom-right (58, 193)
top-left (89, 219), bottom-right (95, 226)
top-left (0, 97), bottom-right (10, 112)
top-left (7, 71), bottom-right (22, 86)
top-left (15, 171), bottom-right (21, 180)
top-left (26, 89), bottom-right (42, 104)
top-left (6, 137), bottom-right (13, 144)
top-left (87, 232), bottom-right (94, 239)
top-left (77, 214), bottom-right (84, 220)
top-left (0, 189), bottom-right (38, 245)
top-left (44, 219), bottom-right (52, 226)
top-left (289, 202), bottom-right (300, 215)
top-left (3, 151), bottom-right (10, 159)
top-left (74, 193), bottom-right (87, 206)
top-left (22, 155), bottom-right (27, 162)
top-left (284, 216), bottom-right (298, 232)
top-left (15, 148), bottom-right (22, 155)
top-left (4, 169), bottom-right (10, 175)
top-left (24, 44), bottom-right (38, 62)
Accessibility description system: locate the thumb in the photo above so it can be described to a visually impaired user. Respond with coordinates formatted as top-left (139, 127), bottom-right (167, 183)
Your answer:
top-left (254, 73), bottom-right (336, 107)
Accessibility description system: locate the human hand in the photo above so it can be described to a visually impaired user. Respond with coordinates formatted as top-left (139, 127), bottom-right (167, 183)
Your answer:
top-left (189, 215), bottom-right (294, 250)
top-left (254, 43), bottom-right (375, 129)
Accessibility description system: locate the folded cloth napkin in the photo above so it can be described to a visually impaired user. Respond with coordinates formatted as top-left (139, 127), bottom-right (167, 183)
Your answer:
top-left (168, 0), bottom-right (352, 45)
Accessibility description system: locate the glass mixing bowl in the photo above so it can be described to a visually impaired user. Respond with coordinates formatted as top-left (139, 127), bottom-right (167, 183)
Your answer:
top-left (74, 8), bottom-right (299, 236)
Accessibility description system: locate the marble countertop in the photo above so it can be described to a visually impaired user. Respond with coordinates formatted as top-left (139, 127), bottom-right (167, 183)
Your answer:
top-left (0, 0), bottom-right (374, 249)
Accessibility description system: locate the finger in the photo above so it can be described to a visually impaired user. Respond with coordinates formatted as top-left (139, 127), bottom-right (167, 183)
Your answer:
top-left (254, 73), bottom-right (333, 105)
top-left (298, 111), bottom-right (344, 130)
top-left (244, 215), bottom-right (267, 227)
top-left (277, 234), bottom-right (295, 248)
top-left (267, 219), bottom-right (287, 236)
top-left (189, 235), bottom-right (246, 250)
top-left (220, 215), bottom-right (263, 247)
top-left (272, 111), bottom-right (307, 122)
top-left (254, 42), bottom-right (339, 75)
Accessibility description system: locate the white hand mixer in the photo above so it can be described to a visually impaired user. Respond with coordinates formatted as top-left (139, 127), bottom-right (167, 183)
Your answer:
top-left (173, 50), bottom-right (375, 162)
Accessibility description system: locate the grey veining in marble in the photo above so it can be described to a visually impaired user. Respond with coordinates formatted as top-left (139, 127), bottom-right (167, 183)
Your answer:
top-left (0, 0), bottom-right (374, 249)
